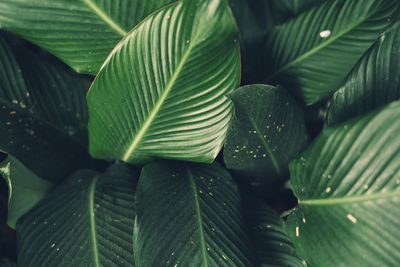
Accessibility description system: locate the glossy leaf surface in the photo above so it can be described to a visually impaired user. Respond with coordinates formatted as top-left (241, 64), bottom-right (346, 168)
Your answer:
top-left (0, 0), bottom-right (173, 74)
top-left (134, 161), bottom-right (257, 266)
top-left (327, 21), bottom-right (400, 125)
top-left (0, 32), bottom-right (90, 181)
top-left (223, 85), bottom-right (308, 189)
top-left (285, 101), bottom-right (400, 266)
top-left (244, 195), bottom-right (306, 267)
top-left (1, 155), bottom-right (53, 229)
top-left (87, 0), bottom-right (240, 164)
top-left (264, 0), bottom-right (399, 105)
top-left (17, 164), bottom-right (137, 266)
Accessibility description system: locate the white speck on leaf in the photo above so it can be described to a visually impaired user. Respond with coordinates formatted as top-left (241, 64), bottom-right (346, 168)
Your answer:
top-left (347, 214), bottom-right (357, 224)
top-left (320, 30), bottom-right (331, 38)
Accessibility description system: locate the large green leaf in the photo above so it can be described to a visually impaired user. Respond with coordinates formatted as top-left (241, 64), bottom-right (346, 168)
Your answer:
top-left (264, 0), bottom-right (399, 105)
top-left (87, 0), bottom-right (240, 164)
top-left (0, 0), bottom-right (173, 74)
top-left (223, 85), bottom-right (308, 190)
top-left (229, 0), bottom-right (327, 84)
top-left (326, 21), bottom-right (400, 126)
top-left (243, 195), bottom-right (306, 267)
top-left (0, 155), bottom-right (53, 229)
top-left (284, 101), bottom-right (400, 266)
top-left (134, 161), bottom-right (257, 266)
top-left (17, 163), bottom-right (137, 266)
top-left (0, 32), bottom-right (91, 181)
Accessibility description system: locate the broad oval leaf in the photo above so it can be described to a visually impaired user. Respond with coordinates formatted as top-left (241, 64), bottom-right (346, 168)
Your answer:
top-left (285, 101), bottom-right (400, 266)
top-left (0, 0), bottom-right (173, 74)
top-left (17, 164), bottom-right (137, 266)
top-left (134, 161), bottom-right (257, 266)
top-left (87, 0), bottom-right (240, 164)
top-left (326, 21), bottom-right (400, 126)
top-left (223, 85), bottom-right (308, 190)
top-left (264, 0), bottom-right (399, 105)
top-left (1, 155), bottom-right (53, 229)
top-left (0, 32), bottom-right (91, 181)
top-left (243, 195), bottom-right (306, 267)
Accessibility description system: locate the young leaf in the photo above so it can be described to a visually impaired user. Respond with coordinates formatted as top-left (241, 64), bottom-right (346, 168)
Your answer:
top-left (223, 85), bottom-right (308, 189)
top-left (0, 32), bottom-right (91, 181)
top-left (0, 0), bottom-right (173, 74)
top-left (327, 21), bottom-right (400, 126)
top-left (87, 0), bottom-right (240, 164)
top-left (285, 101), bottom-right (400, 266)
top-left (243, 195), bottom-right (306, 267)
top-left (134, 161), bottom-right (257, 266)
top-left (264, 0), bottom-right (399, 105)
top-left (17, 164), bottom-right (137, 266)
top-left (1, 155), bottom-right (53, 229)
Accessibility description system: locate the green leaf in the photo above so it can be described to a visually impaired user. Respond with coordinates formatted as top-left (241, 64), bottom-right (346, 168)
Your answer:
top-left (87, 0), bottom-right (240, 164)
top-left (0, 0), bottom-right (174, 74)
top-left (17, 163), bottom-right (137, 266)
top-left (0, 156), bottom-right (11, 205)
top-left (134, 161), bottom-right (257, 266)
top-left (326, 21), bottom-right (400, 126)
top-left (0, 32), bottom-right (91, 181)
top-left (223, 85), bottom-right (308, 190)
top-left (243, 195), bottom-right (306, 267)
top-left (1, 155), bottom-right (53, 229)
top-left (264, 0), bottom-right (399, 105)
top-left (285, 101), bottom-right (400, 266)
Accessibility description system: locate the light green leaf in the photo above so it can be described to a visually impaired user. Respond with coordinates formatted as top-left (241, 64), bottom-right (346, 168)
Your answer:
top-left (243, 195), bottom-right (306, 267)
top-left (327, 21), bottom-right (400, 126)
top-left (0, 31), bottom-right (91, 181)
top-left (0, 156), bottom-right (11, 205)
top-left (223, 85), bottom-right (308, 190)
top-left (134, 161), bottom-right (257, 266)
top-left (0, 0), bottom-right (174, 74)
top-left (87, 0), bottom-right (240, 164)
top-left (285, 101), bottom-right (400, 266)
top-left (0, 155), bottom-right (53, 229)
top-left (264, 0), bottom-right (399, 105)
top-left (17, 163), bottom-right (137, 266)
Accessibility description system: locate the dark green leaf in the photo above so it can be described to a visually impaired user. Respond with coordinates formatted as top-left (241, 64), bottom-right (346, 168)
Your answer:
top-left (243, 195), bottom-right (306, 267)
top-left (327, 21), bottom-right (400, 125)
top-left (264, 0), bottom-right (399, 105)
top-left (0, 0), bottom-right (174, 74)
top-left (1, 155), bottom-right (53, 229)
top-left (0, 32), bottom-right (91, 181)
top-left (0, 258), bottom-right (16, 267)
top-left (223, 85), bottom-right (308, 190)
top-left (17, 163), bottom-right (137, 266)
top-left (285, 101), bottom-right (400, 266)
top-left (134, 161), bottom-right (257, 266)
top-left (87, 0), bottom-right (240, 164)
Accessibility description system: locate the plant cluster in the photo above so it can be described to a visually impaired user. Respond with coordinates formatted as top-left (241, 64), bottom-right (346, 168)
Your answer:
top-left (0, 0), bottom-right (399, 266)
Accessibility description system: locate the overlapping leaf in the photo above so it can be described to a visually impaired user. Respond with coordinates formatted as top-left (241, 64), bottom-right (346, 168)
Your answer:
top-left (327, 21), bottom-right (400, 125)
top-left (0, 32), bottom-right (91, 181)
top-left (134, 161), bottom-right (257, 266)
top-left (0, 155), bottom-right (53, 229)
top-left (264, 0), bottom-right (399, 105)
top-left (0, 0), bottom-right (173, 74)
top-left (243, 195), bottom-right (306, 267)
top-left (17, 164), bottom-right (137, 266)
top-left (223, 85), bottom-right (308, 190)
top-left (87, 0), bottom-right (240, 164)
top-left (285, 101), bottom-right (400, 266)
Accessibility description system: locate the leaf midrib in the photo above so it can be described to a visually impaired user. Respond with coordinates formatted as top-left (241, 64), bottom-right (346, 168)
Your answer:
top-left (187, 168), bottom-right (209, 266)
top-left (300, 190), bottom-right (400, 206)
top-left (248, 116), bottom-right (281, 176)
top-left (122, 42), bottom-right (195, 161)
top-left (267, 5), bottom-right (380, 80)
top-left (88, 176), bottom-right (100, 267)
top-left (81, 0), bottom-right (127, 36)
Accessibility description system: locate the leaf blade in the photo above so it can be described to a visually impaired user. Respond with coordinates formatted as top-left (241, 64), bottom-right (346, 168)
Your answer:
top-left (87, 0), bottom-right (240, 164)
